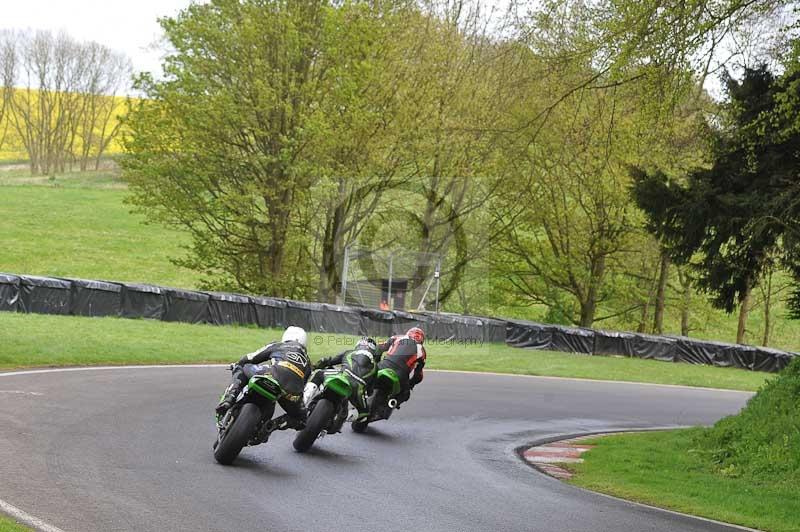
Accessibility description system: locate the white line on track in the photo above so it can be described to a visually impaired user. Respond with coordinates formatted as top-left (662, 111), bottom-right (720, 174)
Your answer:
top-left (0, 364), bottom-right (226, 378)
top-left (0, 498), bottom-right (66, 532)
top-left (590, 489), bottom-right (762, 531)
top-left (0, 365), bottom-right (755, 395)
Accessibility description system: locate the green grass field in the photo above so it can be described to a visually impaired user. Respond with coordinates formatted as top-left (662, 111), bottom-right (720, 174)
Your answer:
top-left (2, 165), bottom-right (799, 351)
top-left (0, 519), bottom-right (29, 532)
top-left (0, 179), bottom-right (198, 288)
top-left (0, 312), bottom-right (770, 391)
top-left (569, 429), bottom-right (800, 532)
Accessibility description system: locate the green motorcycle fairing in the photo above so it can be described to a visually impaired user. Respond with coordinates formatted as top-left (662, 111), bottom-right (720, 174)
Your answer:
top-left (248, 374), bottom-right (283, 401)
top-left (323, 372), bottom-right (352, 399)
top-left (376, 367), bottom-right (401, 396)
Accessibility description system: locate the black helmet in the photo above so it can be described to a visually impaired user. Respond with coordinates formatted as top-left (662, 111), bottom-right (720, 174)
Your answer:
top-left (355, 337), bottom-right (377, 354)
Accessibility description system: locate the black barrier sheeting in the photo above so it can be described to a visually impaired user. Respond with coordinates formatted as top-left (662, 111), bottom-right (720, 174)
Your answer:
top-left (423, 313), bottom-right (485, 342)
top-left (360, 308), bottom-right (394, 338)
top-left (628, 333), bottom-right (677, 362)
top-left (723, 343), bottom-right (759, 371)
top-left (164, 289), bottom-right (209, 323)
top-left (252, 296), bottom-right (288, 329)
top-left (285, 300), bottom-right (324, 331)
top-left (19, 275), bottom-right (71, 315)
top-left (506, 320), bottom-right (553, 349)
top-left (0, 273), bottom-right (21, 312)
top-left (390, 309), bottom-right (422, 336)
top-left (593, 329), bottom-right (636, 356)
top-left (593, 330), bottom-right (676, 361)
top-left (399, 312), bottom-right (433, 340)
top-left (551, 325), bottom-right (594, 354)
top-left (672, 336), bottom-right (729, 366)
top-left (206, 292), bottom-right (257, 326)
top-left (320, 304), bottom-right (364, 336)
top-left (69, 279), bottom-right (121, 317)
top-left (480, 317), bottom-right (508, 344)
top-left (752, 346), bottom-right (796, 372)
top-left (4, 269), bottom-right (797, 372)
top-left (121, 283), bottom-right (166, 319)
top-left (426, 313), bottom-right (459, 341)
top-left (452, 315), bottom-right (484, 342)
top-left (715, 343), bottom-right (796, 372)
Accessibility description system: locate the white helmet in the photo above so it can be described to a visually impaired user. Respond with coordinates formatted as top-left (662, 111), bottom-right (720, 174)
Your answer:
top-left (281, 326), bottom-right (308, 348)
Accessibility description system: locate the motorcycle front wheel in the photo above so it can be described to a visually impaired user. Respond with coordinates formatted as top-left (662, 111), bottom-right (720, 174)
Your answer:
top-left (213, 402), bottom-right (262, 465)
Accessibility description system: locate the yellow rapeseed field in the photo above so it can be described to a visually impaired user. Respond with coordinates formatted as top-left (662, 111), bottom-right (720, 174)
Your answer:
top-left (0, 90), bottom-right (127, 163)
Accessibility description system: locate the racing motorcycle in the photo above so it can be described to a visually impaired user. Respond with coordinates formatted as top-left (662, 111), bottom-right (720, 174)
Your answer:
top-left (292, 369), bottom-right (352, 452)
top-left (213, 367), bottom-right (294, 465)
top-left (351, 367), bottom-right (401, 433)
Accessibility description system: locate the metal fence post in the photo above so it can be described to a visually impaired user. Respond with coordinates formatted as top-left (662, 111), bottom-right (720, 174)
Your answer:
top-left (387, 252), bottom-right (394, 309)
top-left (340, 246), bottom-right (350, 303)
top-left (434, 258), bottom-right (441, 313)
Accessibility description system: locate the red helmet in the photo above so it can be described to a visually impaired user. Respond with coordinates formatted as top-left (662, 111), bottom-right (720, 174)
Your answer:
top-left (407, 327), bottom-right (425, 344)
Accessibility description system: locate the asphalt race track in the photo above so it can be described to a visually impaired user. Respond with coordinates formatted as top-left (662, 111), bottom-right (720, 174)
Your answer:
top-left (0, 366), bottom-right (753, 532)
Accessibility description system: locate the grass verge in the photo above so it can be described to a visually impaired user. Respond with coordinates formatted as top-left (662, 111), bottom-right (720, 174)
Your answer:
top-left (568, 429), bottom-right (800, 532)
top-left (0, 518), bottom-right (30, 532)
top-left (0, 312), bottom-right (770, 391)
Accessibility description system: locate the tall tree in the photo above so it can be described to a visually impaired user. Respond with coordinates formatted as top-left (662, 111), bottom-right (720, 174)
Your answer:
top-left (123, 0), bottom-right (334, 297)
top-left (303, 1), bottom-right (419, 302)
top-left (632, 62), bottom-right (800, 342)
top-left (381, 2), bottom-right (521, 309)
top-left (492, 81), bottom-right (646, 327)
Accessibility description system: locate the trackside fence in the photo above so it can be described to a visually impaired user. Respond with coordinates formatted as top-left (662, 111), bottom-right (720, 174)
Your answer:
top-left (0, 273), bottom-right (795, 372)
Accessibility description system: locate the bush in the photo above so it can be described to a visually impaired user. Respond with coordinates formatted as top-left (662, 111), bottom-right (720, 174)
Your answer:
top-left (700, 357), bottom-right (800, 482)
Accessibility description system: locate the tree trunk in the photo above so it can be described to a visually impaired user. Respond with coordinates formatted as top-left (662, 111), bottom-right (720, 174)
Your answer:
top-left (579, 298), bottom-right (597, 328)
top-left (637, 299), bottom-right (651, 333)
top-left (580, 254), bottom-right (606, 328)
top-left (318, 210), bottom-right (342, 304)
top-left (410, 193), bottom-right (437, 308)
top-left (680, 299), bottom-right (690, 336)
top-left (762, 269), bottom-right (773, 347)
top-left (652, 253), bottom-right (670, 334)
top-left (638, 262), bottom-right (660, 333)
top-left (736, 280), bottom-right (752, 344)
top-left (677, 267), bottom-right (691, 336)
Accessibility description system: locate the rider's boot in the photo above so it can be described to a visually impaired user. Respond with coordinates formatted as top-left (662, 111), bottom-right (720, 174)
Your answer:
top-left (302, 382), bottom-right (319, 407)
top-left (215, 382), bottom-right (243, 416)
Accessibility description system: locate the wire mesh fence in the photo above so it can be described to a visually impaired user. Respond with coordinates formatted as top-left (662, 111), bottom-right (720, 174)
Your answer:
top-left (340, 246), bottom-right (442, 311)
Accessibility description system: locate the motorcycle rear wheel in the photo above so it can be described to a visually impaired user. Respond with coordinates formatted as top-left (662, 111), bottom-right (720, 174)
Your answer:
top-left (293, 398), bottom-right (335, 452)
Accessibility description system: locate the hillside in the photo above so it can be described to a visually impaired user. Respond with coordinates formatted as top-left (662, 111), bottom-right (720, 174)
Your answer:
top-left (1, 164), bottom-right (799, 351)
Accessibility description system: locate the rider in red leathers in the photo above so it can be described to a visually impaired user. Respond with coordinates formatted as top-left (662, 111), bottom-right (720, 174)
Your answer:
top-left (376, 327), bottom-right (426, 406)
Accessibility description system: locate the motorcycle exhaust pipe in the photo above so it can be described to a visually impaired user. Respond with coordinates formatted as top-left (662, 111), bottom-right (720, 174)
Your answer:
top-left (387, 398), bottom-right (398, 409)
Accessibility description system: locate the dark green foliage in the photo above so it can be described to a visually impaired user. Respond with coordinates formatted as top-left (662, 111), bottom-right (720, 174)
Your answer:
top-left (632, 64), bottom-right (800, 314)
top-left (701, 357), bottom-right (800, 482)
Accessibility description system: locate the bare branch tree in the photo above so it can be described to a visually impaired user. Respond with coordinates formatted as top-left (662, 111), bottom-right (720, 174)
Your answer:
top-left (6, 30), bottom-right (131, 175)
top-left (0, 31), bottom-right (17, 152)
top-left (77, 44), bottom-right (131, 170)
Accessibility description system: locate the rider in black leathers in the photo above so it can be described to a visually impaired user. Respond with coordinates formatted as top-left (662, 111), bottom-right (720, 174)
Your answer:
top-left (312, 337), bottom-right (380, 421)
top-left (216, 326), bottom-right (312, 427)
